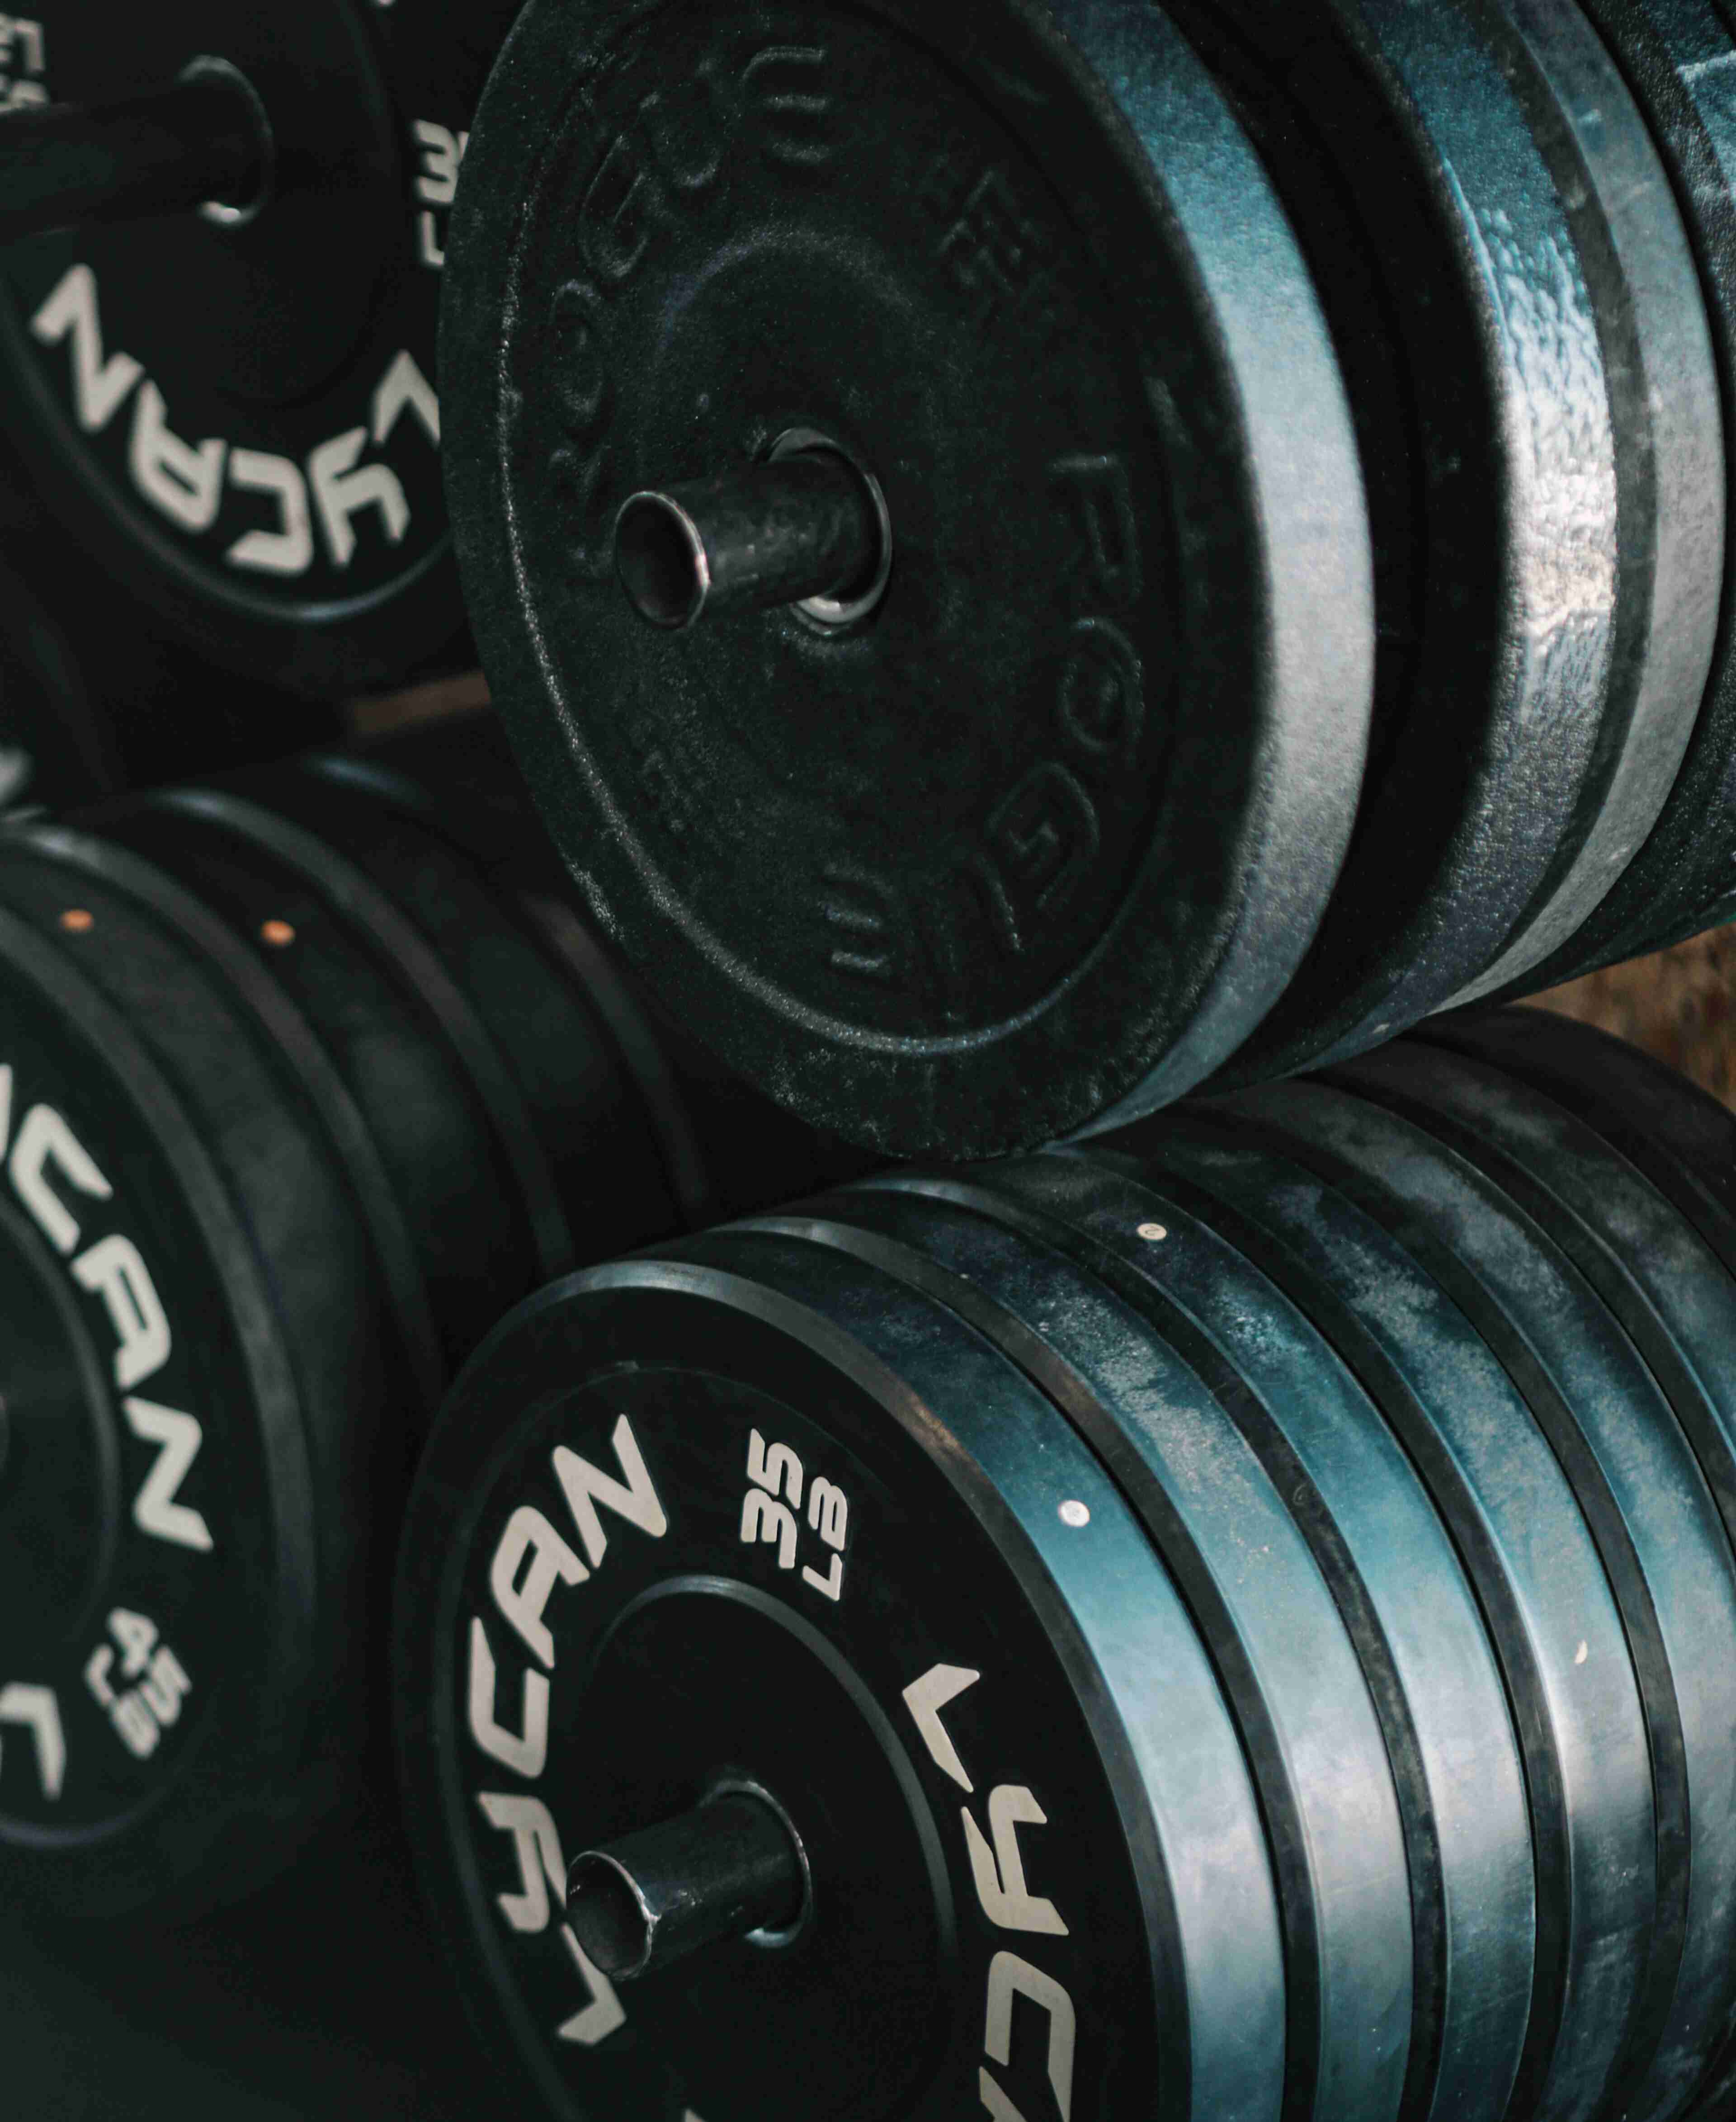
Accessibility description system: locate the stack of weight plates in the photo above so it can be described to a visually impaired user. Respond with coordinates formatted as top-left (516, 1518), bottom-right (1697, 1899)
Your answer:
top-left (395, 1005), bottom-right (1736, 2122)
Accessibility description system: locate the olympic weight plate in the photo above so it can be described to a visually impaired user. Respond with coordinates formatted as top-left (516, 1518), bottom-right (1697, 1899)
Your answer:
top-left (92, 786), bottom-right (546, 1378)
top-left (0, 890), bottom-right (330, 1917)
top-left (764, 1181), bottom-right (1413, 2122)
top-left (824, 1164), bottom-right (1533, 2122)
top-left (1418, 1007), bottom-right (1736, 1276)
top-left (1177, 0), bottom-right (1722, 1080)
top-left (1486, 0), bottom-right (1736, 978)
top-left (786, 1174), bottom-right (1507, 2122)
top-left (1193, 1081), bottom-right (1656, 2122)
top-left (443, 0), bottom-right (1375, 1156)
top-left (394, 1239), bottom-right (1284, 2122)
top-left (1327, 1041), bottom-right (1736, 2122)
top-left (0, 0), bottom-right (520, 694)
top-left (0, 560), bottom-right (116, 812)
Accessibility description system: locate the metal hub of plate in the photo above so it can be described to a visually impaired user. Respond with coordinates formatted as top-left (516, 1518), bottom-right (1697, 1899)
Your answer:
top-left (444, 0), bottom-right (1375, 1156)
top-left (0, 0), bottom-right (521, 693)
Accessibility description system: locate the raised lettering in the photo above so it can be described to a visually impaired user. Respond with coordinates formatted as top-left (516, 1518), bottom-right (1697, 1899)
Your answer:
top-left (549, 442), bottom-right (618, 578)
top-left (1050, 456), bottom-right (1140, 612)
top-left (639, 65), bottom-right (726, 193)
top-left (978, 764), bottom-right (1099, 951)
top-left (547, 282), bottom-right (610, 438)
top-left (1056, 620), bottom-right (1143, 773)
top-left (744, 46), bottom-right (833, 170)
top-left (581, 130), bottom-right (662, 286)
top-left (820, 864), bottom-right (906, 987)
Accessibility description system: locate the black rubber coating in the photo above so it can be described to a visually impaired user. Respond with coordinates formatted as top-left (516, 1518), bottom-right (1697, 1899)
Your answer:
top-left (444, 0), bottom-right (1377, 1155)
top-left (1330, 1038), bottom-right (1736, 2122)
top-left (794, 1174), bottom-right (1527, 2122)
top-left (753, 1191), bottom-right (1409, 2122)
top-left (1490, 0), bottom-right (1736, 974)
top-left (0, 718), bottom-right (855, 1924)
top-left (393, 1009), bottom-right (1736, 2122)
top-left (0, 847), bottom-right (377, 1919)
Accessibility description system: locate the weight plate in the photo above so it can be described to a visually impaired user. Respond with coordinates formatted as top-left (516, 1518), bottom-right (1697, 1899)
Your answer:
top-left (0, 863), bottom-right (349, 1917)
top-left (0, 562), bottom-right (117, 814)
top-left (1486, 0), bottom-right (1736, 978)
top-left (799, 1174), bottom-right (1524, 2122)
top-left (305, 723), bottom-right (865, 1238)
top-left (0, 0), bottom-right (520, 693)
top-left (395, 1244), bottom-right (1260, 2122)
top-left (1075, 1123), bottom-right (1545, 2122)
top-left (759, 1189), bottom-right (1409, 2122)
top-left (1447, 0), bottom-right (1723, 1000)
top-left (28, 814), bottom-right (448, 1403)
top-left (95, 788), bottom-right (534, 1379)
top-left (445, 0), bottom-right (1375, 1155)
top-left (1182, 0), bottom-right (1721, 1083)
top-left (215, 768), bottom-right (587, 1280)
top-left (1328, 1041), bottom-right (1736, 2121)
top-left (300, 738), bottom-right (721, 1235)
top-left (1420, 1007), bottom-right (1736, 1278)
top-left (912, 1154), bottom-right (1536, 2122)
top-left (1194, 1080), bottom-right (1655, 2122)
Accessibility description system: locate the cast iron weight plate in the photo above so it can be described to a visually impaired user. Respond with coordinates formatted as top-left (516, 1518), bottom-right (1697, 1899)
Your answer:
top-left (443, 0), bottom-right (1376, 1155)
top-left (0, 0), bottom-right (522, 694)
